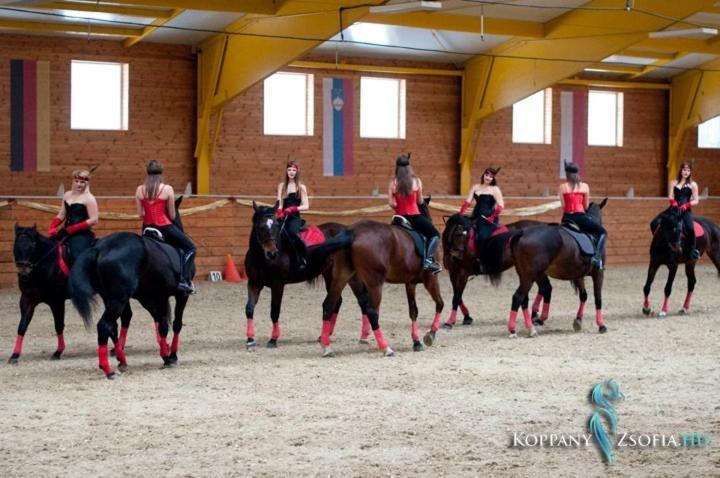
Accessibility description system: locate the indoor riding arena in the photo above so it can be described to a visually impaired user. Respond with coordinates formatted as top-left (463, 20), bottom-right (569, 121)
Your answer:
top-left (1, 1), bottom-right (719, 477)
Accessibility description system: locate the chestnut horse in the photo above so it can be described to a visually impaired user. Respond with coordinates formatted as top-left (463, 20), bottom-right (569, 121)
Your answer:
top-left (642, 207), bottom-right (720, 317)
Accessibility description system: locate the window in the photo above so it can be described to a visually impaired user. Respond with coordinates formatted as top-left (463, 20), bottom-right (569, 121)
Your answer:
top-left (360, 77), bottom-right (406, 139)
top-left (512, 88), bottom-right (552, 144)
top-left (588, 90), bottom-right (624, 146)
top-left (698, 116), bottom-right (720, 148)
top-left (71, 60), bottom-right (129, 130)
top-left (263, 72), bottom-right (314, 136)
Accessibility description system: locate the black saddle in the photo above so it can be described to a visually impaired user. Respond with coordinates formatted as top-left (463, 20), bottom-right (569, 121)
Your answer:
top-left (391, 216), bottom-right (426, 258)
top-left (559, 222), bottom-right (596, 256)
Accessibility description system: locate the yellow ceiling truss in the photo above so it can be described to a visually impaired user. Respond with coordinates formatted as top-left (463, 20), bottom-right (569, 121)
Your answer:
top-left (362, 12), bottom-right (544, 38)
top-left (0, 18), bottom-right (141, 37)
top-left (33, 2), bottom-right (174, 18)
top-left (123, 8), bottom-right (183, 47)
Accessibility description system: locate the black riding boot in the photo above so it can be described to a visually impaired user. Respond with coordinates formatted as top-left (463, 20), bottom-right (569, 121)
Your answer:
top-left (293, 236), bottom-right (308, 271)
top-left (687, 234), bottom-right (700, 260)
top-left (424, 236), bottom-right (442, 275)
top-left (591, 233), bottom-right (607, 270)
top-left (177, 250), bottom-right (196, 294)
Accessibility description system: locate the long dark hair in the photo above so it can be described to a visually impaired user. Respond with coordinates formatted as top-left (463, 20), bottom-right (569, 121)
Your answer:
top-left (394, 153), bottom-right (415, 196)
top-left (144, 160), bottom-right (164, 200)
top-left (564, 161), bottom-right (580, 190)
top-left (676, 162), bottom-right (693, 186)
top-left (282, 160), bottom-right (302, 200)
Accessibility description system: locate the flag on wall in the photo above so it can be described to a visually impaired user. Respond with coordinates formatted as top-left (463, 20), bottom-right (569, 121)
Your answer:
top-left (10, 59), bottom-right (50, 172)
top-left (559, 90), bottom-right (586, 179)
top-left (322, 77), bottom-right (354, 176)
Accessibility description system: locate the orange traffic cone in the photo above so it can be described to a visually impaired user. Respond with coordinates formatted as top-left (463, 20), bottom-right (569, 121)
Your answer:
top-left (224, 254), bottom-right (243, 282)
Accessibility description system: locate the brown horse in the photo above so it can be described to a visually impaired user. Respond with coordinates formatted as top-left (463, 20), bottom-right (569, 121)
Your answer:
top-left (642, 207), bottom-right (720, 317)
top-left (442, 216), bottom-right (552, 328)
top-left (319, 203), bottom-right (444, 357)
top-left (506, 199), bottom-right (609, 337)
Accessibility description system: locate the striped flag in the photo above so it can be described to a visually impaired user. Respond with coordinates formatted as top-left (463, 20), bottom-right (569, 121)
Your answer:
top-left (10, 59), bottom-right (50, 172)
top-left (322, 78), bottom-right (354, 176)
top-left (559, 90), bottom-right (586, 179)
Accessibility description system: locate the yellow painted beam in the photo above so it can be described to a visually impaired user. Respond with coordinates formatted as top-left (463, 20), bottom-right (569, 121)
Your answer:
top-left (616, 49), bottom-right (677, 61)
top-left (0, 18), bottom-right (141, 37)
top-left (457, 0), bottom-right (717, 193)
top-left (34, 2), bottom-right (174, 18)
top-left (101, 0), bottom-right (284, 15)
top-left (289, 60), bottom-right (462, 76)
top-left (362, 12), bottom-right (544, 38)
top-left (459, 55), bottom-right (493, 194)
top-left (558, 78), bottom-right (669, 90)
top-left (626, 55), bottom-right (681, 80)
top-left (123, 8), bottom-right (183, 47)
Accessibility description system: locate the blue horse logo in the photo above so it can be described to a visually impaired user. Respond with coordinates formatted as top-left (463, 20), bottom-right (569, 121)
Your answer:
top-left (588, 379), bottom-right (624, 464)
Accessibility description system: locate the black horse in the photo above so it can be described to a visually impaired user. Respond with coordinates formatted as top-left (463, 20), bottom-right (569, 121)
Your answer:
top-left (245, 202), bottom-right (369, 349)
top-left (70, 197), bottom-right (193, 379)
top-left (10, 224), bottom-right (71, 363)
top-left (642, 207), bottom-right (720, 317)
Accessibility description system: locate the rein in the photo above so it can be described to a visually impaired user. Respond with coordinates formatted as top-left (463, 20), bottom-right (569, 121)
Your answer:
top-left (15, 232), bottom-right (65, 274)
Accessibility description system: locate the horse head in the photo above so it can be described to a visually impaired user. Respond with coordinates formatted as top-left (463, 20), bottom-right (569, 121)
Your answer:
top-left (586, 197), bottom-right (608, 225)
top-left (251, 201), bottom-right (281, 261)
top-left (658, 206), bottom-right (683, 255)
top-left (443, 213), bottom-right (472, 260)
top-left (14, 223), bottom-right (41, 277)
top-left (419, 195), bottom-right (432, 220)
top-left (173, 195), bottom-right (185, 231)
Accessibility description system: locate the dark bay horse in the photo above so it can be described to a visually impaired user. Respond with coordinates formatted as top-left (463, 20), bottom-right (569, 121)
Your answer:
top-left (642, 207), bottom-right (720, 317)
top-left (320, 202), bottom-right (444, 357)
top-left (10, 225), bottom-right (70, 363)
top-left (70, 197), bottom-right (193, 379)
top-left (245, 203), bottom-right (369, 349)
top-left (442, 216), bottom-right (552, 329)
top-left (506, 199), bottom-right (609, 337)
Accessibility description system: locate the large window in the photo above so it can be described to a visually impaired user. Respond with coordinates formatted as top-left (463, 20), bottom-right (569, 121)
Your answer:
top-left (512, 88), bottom-right (552, 144)
top-left (360, 77), bottom-right (406, 139)
top-left (698, 115), bottom-right (720, 148)
top-left (263, 72), bottom-right (314, 136)
top-left (71, 60), bottom-right (129, 130)
top-left (588, 90), bottom-right (624, 147)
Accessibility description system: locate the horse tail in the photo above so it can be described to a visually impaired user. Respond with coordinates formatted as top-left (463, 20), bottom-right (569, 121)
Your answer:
top-left (701, 217), bottom-right (720, 275)
top-left (70, 247), bottom-right (99, 331)
top-left (305, 229), bottom-right (354, 281)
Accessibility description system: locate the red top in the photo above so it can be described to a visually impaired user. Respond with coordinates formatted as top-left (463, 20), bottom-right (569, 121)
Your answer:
top-left (141, 185), bottom-right (172, 226)
top-left (393, 190), bottom-right (420, 215)
top-left (562, 192), bottom-right (586, 214)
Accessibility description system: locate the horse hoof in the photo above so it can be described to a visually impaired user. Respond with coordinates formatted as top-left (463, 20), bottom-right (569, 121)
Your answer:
top-left (657, 311), bottom-right (667, 319)
top-left (423, 332), bottom-right (436, 347)
top-left (109, 347), bottom-right (117, 357)
top-left (573, 318), bottom-right (582, 332)
top-left (528, 328), bottom-right (538, 338)
top-left (118, 363), bottom-right (128, 372)
top-left (509, 332), bottom-right (518, 339)
top-left (383, 347), bottom-right (395, 357)
top-left (106, 371), bottom-right (120, 380)
top-left (532, 317), bottom-right (545, 326)
top-left (642, 307), bottom-right (652, 316)
top-left (266, 339), bottom-right (278, 349)
top-left (598, 325), bottom-right (608, 334)
top-left (246, 339), bottom-right (257, 350)
top-left (413, 340), bottom-right (424, 352)
top-left (322, 347), bottom-right (336, 358)
top-left (678, 308), bottom-right (688, 316)
top-left (167, 353), bottom-right (178, 365)
top-left (358, 338), bottom-right (370, 345)
top-left (462, 316), bottom-right (473, 326)
top-left (8, 355), bottom-right (19, 365)
top-left (50, 351), bottom-right (62, 361)
top-left (442, 323), bottom-right (454, 330)
top-left (531, 311), bottom-right (539, 320)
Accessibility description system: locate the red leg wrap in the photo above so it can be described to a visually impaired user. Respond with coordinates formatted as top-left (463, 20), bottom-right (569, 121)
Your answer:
top-left (329, 313), bottom-right (338, 336)
top-left (446, 309), bottom-right (458, 326)
top-left (459, 303), bottom-right (469, 316)
top-left (98, 345), bottom-right (112, 375)
top-left (595, 309), bottom-right (605, 327)
top-left (360, 315), bottom-right (371, 340)
top-left (159, 340), bottom-right (169, 359)
top-left (430, 312), bottom-right (442, 333)
top-left (532, 294), bottom-right (543, 314)
top-left (540, 303), bottom-right (550, 322)
top-left (643, 295), bottom-right (650, 309)
top-left (12, 335), bottom-right (24, 355)
top-left (320, 320), bottom-right (332, 347)
top-left (577, 301), bottom-right (586, 318)
top-left (522, 308), bottom-right (532, 329)
top-left (508, 310), bottom-right (518, 333)
top-left (661, 297), bottom-right (669, 313)
top-left (171, 333), bottom-right (180, 353)
top-left (373, 328), bottom-right (389, 350)
top-left (411, 321), bottom-right (420, 342)
top-left (247, 319), bottom-right (255, 339)
top-left (683, 292), bottom-right (692, 311)
top-left (271, 322), bottom-right (280, 340)
top-left (56, 334), bottom-right (65, 353)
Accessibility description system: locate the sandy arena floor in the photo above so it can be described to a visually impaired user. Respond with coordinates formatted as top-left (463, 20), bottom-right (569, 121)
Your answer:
top-left (0, 265), bottom-right (718, 477)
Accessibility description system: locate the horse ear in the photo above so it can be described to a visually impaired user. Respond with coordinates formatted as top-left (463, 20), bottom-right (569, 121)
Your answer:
top-left (425, 195), bottom-right (431, 205)
top-left (32, 223), bottom-right (37, 230)
top-left (14, 222), bottom-right (19, 232)
top-left (252, 200), bottom-right (258, 212)
top-left (175, 195), bottom-right (183, 209)
top-left (599, 197), bottom-right (608, 209)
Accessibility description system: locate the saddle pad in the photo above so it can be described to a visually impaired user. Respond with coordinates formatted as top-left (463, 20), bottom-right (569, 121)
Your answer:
top-left (143, 236), bottom-right (183, 274)
top-left (299, 226), bottom-right (326, 247)
top-left (694, 221), bottom-right (704, 238)
top-left (393, 225), bottom-right (426, 258)
top-left (560, 226), bottom-right (595, 256)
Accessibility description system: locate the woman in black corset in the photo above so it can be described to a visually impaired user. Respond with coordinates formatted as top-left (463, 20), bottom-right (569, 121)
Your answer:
top-left (459, 167), bottom-right (505, 241)
top-left (669, 162), bottom-right (700, 259)
top-left (276, 160), bottom-right (309, 268)
top-left (48, 169), bottom-right (99, 265)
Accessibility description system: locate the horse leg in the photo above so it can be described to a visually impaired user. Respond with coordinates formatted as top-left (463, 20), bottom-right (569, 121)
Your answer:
top-left (679, 262), bottom-right (696, 315)
top-left (267, 284), bottom-right (284, 348)
top-left (49, 300), bottom-right (66, 360)
top-left (245, 281), bottom-right (263, 350)
top-left (319, 269), bottom-right (354, 357)
top-left (322, 271), bottom-right (343, 340)
top-left (405, 284), bottom-right (423, 352)
top-left (422, 274), bottom-right (445, 347)
top-left (642, 261), bottom-right (660, 316)
top-left (659, 263), bottom-right (678, 318)
top-left (348, 277), bottom-right (371, 343)
top-left (508, 279), bottom-right (536, 338)
top-left (9, 294), bottom-right (36, 364)
top-left (142, 298), bottom-right (172, 366)
top-left (167, 294), bottom-right (187, 366)
top-left (444, 269), bottom-right (469, 329)
top-left (535, 275), bottom-right (552, 325)
top-left (592, 271), bottom-right (607, 333)
top-left (114, 303), bottom-right (132, 370)
top-left (531, 293), bottom-right (543, 322)
top-left (96, 301), bottom-right (126, 379)
top-left (572, 278), bottom-right (587, 332)
top-left (363, 281), bottom-right (394, 357)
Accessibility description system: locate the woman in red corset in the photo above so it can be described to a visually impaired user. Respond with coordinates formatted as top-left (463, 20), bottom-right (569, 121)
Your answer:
top-left (388, 153), bottom-right (441, 274)
top-left (558, 161), bottom-right (606, 269)
top-left (135, 160), bottom-right (195, 294)
top-left (48, 168), bottom-right (99, 266)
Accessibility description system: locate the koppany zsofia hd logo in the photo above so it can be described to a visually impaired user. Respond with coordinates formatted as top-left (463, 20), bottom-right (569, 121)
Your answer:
top-left (511, 380), bottom-right (711, 464)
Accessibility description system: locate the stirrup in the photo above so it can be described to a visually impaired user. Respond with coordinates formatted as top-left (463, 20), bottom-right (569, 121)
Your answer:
top-left (690, 248), bottom-right (700, 260)
top-left (590, 257), bottom-right (604, 270)
top-left (177, 280), bottom-right (196, 295)
top-left (424, 260), bottom-right (442, 275)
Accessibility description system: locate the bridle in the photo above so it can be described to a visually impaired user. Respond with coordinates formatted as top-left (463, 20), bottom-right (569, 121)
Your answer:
top-left (15, 230), bottom-right (60, 274)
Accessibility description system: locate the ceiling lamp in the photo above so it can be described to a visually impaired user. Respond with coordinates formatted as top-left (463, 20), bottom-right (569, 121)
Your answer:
top-left (649, 27), bottom-right (718, 39)
top-left (369, 1), bottom-right (442, 14)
